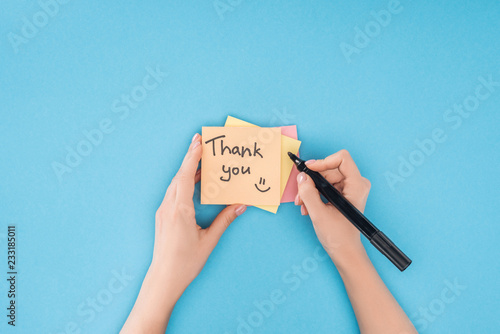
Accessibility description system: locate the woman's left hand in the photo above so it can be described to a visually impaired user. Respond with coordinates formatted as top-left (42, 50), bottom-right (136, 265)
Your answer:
top-left (151, 132), bottom-right (246, 297)
top-left (121, 133), bottom-right (246, 334)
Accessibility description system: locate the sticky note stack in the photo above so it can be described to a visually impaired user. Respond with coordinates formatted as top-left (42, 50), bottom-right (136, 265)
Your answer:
top-left (200, 116), bottom-right (301, 213)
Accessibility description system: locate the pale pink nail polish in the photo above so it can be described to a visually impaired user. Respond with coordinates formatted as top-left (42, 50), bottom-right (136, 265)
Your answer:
top-left (300, 205), bottom-right (306, 215)
top-left (297, 172), bottom-right (306, 184)
top-left (235, 205), bottom-right (247, 216)
top-left (305, 159), bottom-right (316, 165)
top-left (294, 194), bottom-right (300, 205)
top-left (192, 133), bottom-right (200, 142)
top-left (192, 141), bottom-right (201, 149)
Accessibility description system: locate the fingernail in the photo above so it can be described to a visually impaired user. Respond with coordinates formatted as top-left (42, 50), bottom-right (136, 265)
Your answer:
top-left (305, 159), bottom-right (315, 165)
top-left (192, 133), bottom-right (200, 143)
top-left (195, 169), bottom-right (201, 175)
top-left (300, 205), bottom-right (306, 215)
top-left (297, 172), bottom-right (306, 184)
top-left (235, 205), bottom-right (247, 216)
top-left (294, 194), bottom-right (299, 205)
top-left (192, 141), bottom-right (201, 149)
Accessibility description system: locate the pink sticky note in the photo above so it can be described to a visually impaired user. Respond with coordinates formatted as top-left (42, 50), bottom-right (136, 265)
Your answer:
top-left (280, 125), bottom-right (297, 139)
top-left (280, 125), bottom-right (300, 203)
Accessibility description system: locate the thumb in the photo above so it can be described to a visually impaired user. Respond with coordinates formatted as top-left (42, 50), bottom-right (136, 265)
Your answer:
top-left (297, 172), bottom-right (329, 221)
top-left (205, 204), bottom-right (246, 249)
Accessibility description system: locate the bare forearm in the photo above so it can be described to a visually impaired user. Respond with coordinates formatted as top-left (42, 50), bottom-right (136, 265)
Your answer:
top-left (332, 244), bottom-right (416, 334)
top-left (121, 266), bottom-right (181, 334)
top-left (122, 135), bottom-right (245, 333)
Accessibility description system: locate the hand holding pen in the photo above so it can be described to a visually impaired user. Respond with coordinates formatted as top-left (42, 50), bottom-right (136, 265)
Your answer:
top-left (290, 151), bottom-right (411, 271)
top-left (293, 150), bottom-right (374, 266)
top-left (293, 150), bottom-right (415, 333)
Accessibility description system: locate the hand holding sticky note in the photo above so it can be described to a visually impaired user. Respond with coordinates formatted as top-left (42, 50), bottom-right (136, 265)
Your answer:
top-left (201, 127), bottom-right (282, 206)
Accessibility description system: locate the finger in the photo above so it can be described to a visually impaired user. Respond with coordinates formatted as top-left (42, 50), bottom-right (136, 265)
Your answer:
top-left (297, 182), bottom-right (344, 206)
top-left (294, 193), bottom-right (302, 206)
top-left (344, 177), bottom-right (371, 212)
top-left (305, 150), bottom-right (362, 180)
top-left (333, 180), bottom-right (344, 192)
top-left (176, 133), bottom-right (203, 202)
top-left (159, 182), bottom-right (177, 211)
top-left (205, 204), bottom-right (246, 250)
top-left (320, 168), bottom-right (344, 185)
top-left (301, 205), bottom-right (308, 216)
top-left (297, 172), bottom-right (329, 221)
top-left (195, 168), bottom-right (201, 184)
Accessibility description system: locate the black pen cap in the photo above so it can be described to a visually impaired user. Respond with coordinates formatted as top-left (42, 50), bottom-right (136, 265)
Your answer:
top-left (370, 231), bottom-right (412, 271)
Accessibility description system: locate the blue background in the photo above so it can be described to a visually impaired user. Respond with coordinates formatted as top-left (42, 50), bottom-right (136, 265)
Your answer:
top-left (1, 0), bottom-right (499, 333)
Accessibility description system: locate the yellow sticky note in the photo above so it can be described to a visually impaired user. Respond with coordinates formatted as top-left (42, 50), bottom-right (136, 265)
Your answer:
top-left (201, 126), bottom-right (281, 206)
top-left (225, 116), bottom-right (301, 213)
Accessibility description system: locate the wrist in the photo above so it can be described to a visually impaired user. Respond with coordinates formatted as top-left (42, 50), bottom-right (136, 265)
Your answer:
top-left (146, 263), bottom-right (187, 302)
top-left (327, 241), bottom-right (369, 272)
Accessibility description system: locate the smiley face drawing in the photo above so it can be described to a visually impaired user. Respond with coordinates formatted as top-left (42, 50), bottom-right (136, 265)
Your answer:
top-left (254, 177), bottom-right (271, 192)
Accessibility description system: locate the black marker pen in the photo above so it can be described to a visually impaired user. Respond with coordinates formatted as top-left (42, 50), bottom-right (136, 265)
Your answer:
top-left (288, 152), bottom-right (412, 271)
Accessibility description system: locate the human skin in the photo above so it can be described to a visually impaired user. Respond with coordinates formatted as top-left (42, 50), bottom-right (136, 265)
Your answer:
top-left (295, 149), bottom-right (417, 334)
top-left (121, 135), bottom-right (416, 334)
top-left (120, 133), bottom-right (246, 333)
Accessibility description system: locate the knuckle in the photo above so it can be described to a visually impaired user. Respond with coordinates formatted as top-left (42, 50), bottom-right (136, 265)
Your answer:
top-left (359, 177), bottom-right (371, 195)
top-left (363, 177), bottom-right (371, 189)
top-left (155, 207), bottom-right (167, 221)
top-left (170, 209), bottom-right (181, 222)
top-left (177, 202), bottom-right (190, 214)
top-left (223, 217), bottom-right (232, 228)
top-left (339, 149), bottom-right (350, 158)
top-left (178, 203), bottom-right (195, 220)
top-left (221, 214), bottom-right (233, 229)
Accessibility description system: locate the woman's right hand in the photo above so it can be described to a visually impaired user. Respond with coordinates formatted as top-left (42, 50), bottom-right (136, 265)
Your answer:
top-left (296, 150), bottom-right (417, 334)
top-left (294, 149), bottom-right (372, 265)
